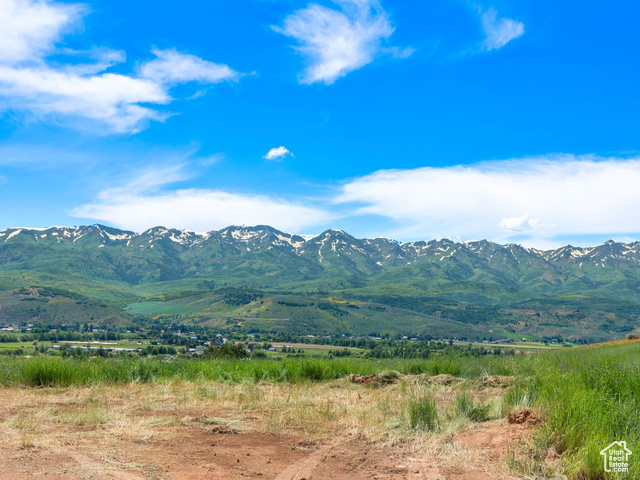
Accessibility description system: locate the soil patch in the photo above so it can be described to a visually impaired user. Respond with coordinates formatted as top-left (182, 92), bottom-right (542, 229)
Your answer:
top-left (507, 408), bottom-right (541, 426)
top-left (0, 385), bottom-right (537, 479)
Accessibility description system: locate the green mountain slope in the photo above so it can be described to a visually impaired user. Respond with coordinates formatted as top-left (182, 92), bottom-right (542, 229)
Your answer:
top-left (0, 287), bottom-right (130, 327)
top-left (1, 225), bottom-right (639, 341)
top-left (124, 289), bottom-right (485, 338)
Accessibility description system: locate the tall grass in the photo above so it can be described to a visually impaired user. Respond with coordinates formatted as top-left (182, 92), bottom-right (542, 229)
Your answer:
top-left (454, 391), bottom-right (492, 422)
top-left (515, 341), bottom-right (640, 479)
top-left (0, 352), bottom-right (524, 387)
top-left (408, 393), bottom-right (439, 431)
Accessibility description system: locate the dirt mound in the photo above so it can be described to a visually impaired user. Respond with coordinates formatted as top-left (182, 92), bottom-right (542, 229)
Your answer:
top-left (478, 375), bottom-right (513, 388)
top-left (349, 370), bottom-right (401, 386)
top-left (376, 370), bottom-right (402, 384)
top-left (349, 374), bottom-right (378, 385)
top-left (508, 408), bottom-right (541, 425)
top-left (428, 374), bottom-right (461, 385)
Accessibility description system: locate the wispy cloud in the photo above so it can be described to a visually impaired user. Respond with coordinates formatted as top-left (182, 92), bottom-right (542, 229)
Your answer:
top-left (0, 0), bottom-right (241, 134)
top-left (274, 0), bottom-right (409, 84)
top-left (139, 48), bottom-right (242, 85)
top-left (96, 164), bottom-right (193, 198)
top-left (72, 162), bottom-right (331, 232)
top-left (263, 146), bottom-right (293, 161)
top-left (335, 155), bottom-right (640, 246)
top-left (480, 8), bottom-right (524, 51)
top-left (73, 189), bottom-right (331, 233)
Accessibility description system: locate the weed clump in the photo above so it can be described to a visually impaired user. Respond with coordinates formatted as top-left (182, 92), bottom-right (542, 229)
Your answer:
top-left (408, 393), bottom-right (439, 431)
top-left (454, 392), bottom-right (492, 422)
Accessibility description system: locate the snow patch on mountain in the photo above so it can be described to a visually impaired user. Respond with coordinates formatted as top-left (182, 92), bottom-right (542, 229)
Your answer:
top-left (104, 231), bottom-right (133, 241)
top-left (5, 230), bottom-right (22, 242)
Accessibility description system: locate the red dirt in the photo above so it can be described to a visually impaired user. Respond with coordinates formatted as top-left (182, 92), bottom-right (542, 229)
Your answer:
top-left (0, 431), bottom-right (420, 479)
top-left (0, 387), bottom-right (536, 479)
top-left (456, 422), bottom-right (532, 462)
top-left (0, 423), bottom-right (535, 479)
top-left (507, 408), bottom-right (541, 426)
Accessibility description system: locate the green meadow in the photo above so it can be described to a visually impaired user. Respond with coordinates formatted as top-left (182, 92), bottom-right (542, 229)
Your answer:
top-left (1, 338), bottom-right (638, 478)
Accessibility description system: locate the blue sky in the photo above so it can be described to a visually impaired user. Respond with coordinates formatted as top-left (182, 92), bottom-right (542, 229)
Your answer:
top-left (0, 0), bottom-right (639, 248)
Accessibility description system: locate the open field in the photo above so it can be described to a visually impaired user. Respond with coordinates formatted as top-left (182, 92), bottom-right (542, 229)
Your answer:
top-left (1, 339), bottom-right (639, 479)
top-left (0, 338), bottom-right (165, 355)
top-left (0, 374), bottom-right (536, 479)
top-left (265, 342), bottom-right (366, 356)
top-left (455, 341), bottom-right (568, 352)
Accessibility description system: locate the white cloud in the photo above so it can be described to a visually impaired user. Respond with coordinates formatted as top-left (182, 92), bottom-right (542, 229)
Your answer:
top-left (0, 65), bottom-right (169, 133)
top-left (263, 146), bottom-right (293, 161)
top-left (57, 47), bottom-right (127, 75)
top-left (72, 161), bottom-right (332, 232)
top-left (0, 0), bottom-right (85, 63)
top-left (73, 189), bottom-right (331, 233)
top-left (139, 48), bottom-right (241, 85)
top-left (335, 156), bottom-right (640, 246)
top-left (0, 0), bottom-right (241, 134)
top-left (275, 0), bottom-right (407, 84)
top-left (480, 8), bottom-right (524, 51)
top-left (499, 213), bottom-right (543, 232)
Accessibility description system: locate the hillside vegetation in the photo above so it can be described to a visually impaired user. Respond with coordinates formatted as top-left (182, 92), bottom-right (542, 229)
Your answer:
top-left (0, 287), bottom-right (129, 327)
top-left (1, 224), bottom-right (639, 340)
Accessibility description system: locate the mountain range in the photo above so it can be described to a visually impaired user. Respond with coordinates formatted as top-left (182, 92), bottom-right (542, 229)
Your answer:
top-left (1, 224), bottom-right (639, 342)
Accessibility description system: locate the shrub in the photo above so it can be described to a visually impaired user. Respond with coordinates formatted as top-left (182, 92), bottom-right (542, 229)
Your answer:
top-left (202, 342), bottom-right (248, 359)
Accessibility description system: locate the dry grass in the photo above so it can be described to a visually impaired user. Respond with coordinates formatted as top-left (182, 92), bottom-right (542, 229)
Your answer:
top-left (0, 377), bottom-right (516, 446)
top-left (0, 377), bottom-right (543, 479)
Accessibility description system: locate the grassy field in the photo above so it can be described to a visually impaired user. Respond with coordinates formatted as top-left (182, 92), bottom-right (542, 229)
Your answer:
top-left (0, 337), bottom-right (165, 353)
top-left (0, 353), bottom-right (520, 386)
top-left (518, 339), bottom-right (640, 479)
top-left (0, 339), bottom-right (638, 478)
top-left (456, 340), bottom-right (568, 352)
